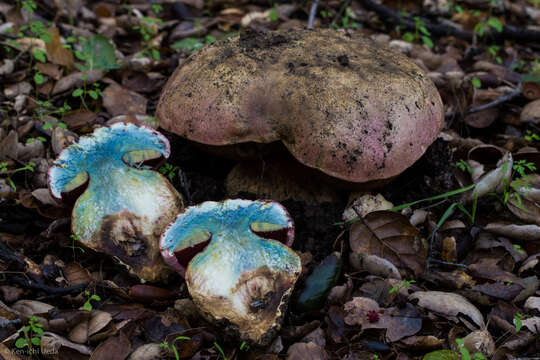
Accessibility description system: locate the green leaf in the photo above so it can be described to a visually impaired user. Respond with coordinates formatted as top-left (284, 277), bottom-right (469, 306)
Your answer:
top-left (419, 26), bottom-right (431, 36)
top-left (31, 48), bottom-right (47, 63)
top-left (72, 88), bottom-right (84, 97)
top-left (33, 72), bottom-right (44, 85)
top-left (57, 122), bottom-right (67, 129)
top-left (269, 8), bottom-right (278, 21)
top-left (83, 301), bottom-right (93, 311)
top-left (88, 90), bottom-right (99, 100)
top-left (474, 23), bottom-right (485, 36)
top-left (487, 18), bottom-right (503, 32)
top-left (205, 35), bottom-right (217, 44)
top-left (171, 37), bottom-right (204, 53)
top-left (471, 77), bottom-right (482, 88)
top-left (294, 252), bottom-right (342, 313)
top-left (31, 337), bottom-right (41, 345)
top-left (151, 48), bottom-right (160, 60)
top-left (77, 35), bottom-right (120, 71)
top-left (15, 337), bottom-right (28, 348)
top-left (422, 36), bottom-right (434, 48)
top-left (402, 32), bottom-right (415, 43)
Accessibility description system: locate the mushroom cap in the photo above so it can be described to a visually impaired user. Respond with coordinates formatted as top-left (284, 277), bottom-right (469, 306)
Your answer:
top-left (160, 199), bottom-right (301, 344)
top-left (48, 123), bottom-right (183, 281)
top-left (156, 28), bottom-right (444, 184)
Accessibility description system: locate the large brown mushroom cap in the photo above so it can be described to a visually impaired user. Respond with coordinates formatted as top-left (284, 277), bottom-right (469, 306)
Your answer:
top-left (157, 28), bottom-right (444, 184)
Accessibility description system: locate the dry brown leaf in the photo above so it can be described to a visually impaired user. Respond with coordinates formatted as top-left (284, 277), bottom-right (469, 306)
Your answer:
top-left (521, 98), bottom-right (540, 125)
top-left (400, 335), bottom-right (443, 351)
top-left (88, 310), bottom-right (113, 336)
top-left (127, 343), bottom-right (164, 360)
top-left (52, 70), bottom-right (104, 95)
top-left (485, 222), bottom-right (540, 241)
top-left (468, 258), bottom-right (519, 283)
top-left (90, 331), bottom-right (131, 360)
top-left (63, 262), bottom-right (92, 286)
top-left (519, 254), bottom-right (539, 274)
top-left (520, 317), bottom-right (540, 334)
top-left (0, 343), bottom-right (22, 360)
top-left (524, 296), bottom-right (540, 312)
top-left (11, 300), bottom-right (55, 315)
top-left (350, 253), bottom-right (402, 279)
top-left (344, 297), bottom-right (422, 342)
top-left (102, 83), bottom-right (147, 116)
top-left (41, 331), bottom-right (92, 356)
top-left (409, 291), bottom-right (485, 329)
top-left (349, 211), bottom-right (426, 277)
top-left (342, 193), bottom-right (393, 221)
top-left (45, 27), bottom-right (74, 67)
top-left (68, 318), bottom-right (88, 343)
top-left (36, 62), bottom-right (62, 80)
top-left (462, 330), bottom-right (495, 357)
top-left (286, 342), bottom-right (329, 360)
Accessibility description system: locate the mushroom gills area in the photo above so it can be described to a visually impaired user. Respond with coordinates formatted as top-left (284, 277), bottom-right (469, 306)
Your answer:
top-left (174, 231), bottom-right (212, 269)
top-left (250, 222), bottom-right (290, 245)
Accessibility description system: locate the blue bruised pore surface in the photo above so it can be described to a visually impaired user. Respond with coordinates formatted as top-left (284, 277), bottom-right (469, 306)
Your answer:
top-left (49, 123), bottom-right (170, 199)
top-left (161, 200), bottom-right (300, 277)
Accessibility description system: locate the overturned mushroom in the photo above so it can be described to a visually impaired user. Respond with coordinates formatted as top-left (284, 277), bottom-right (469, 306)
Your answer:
top-left (156, 28), bottom-right (444, 187)
top-left (48, 123), bottom-right (184, 282)
top-left (160, 199), bottom-right (301, 345)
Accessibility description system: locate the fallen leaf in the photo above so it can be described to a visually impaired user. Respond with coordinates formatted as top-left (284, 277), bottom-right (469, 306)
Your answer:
top-left (520, 317), bottom-right (540, 334)
top-left (52, 70), bottom-right (105, 95)
top-left (286, 342), bottom-right (329, 360)
top-left (400, 335), bottom-right (443, 351)
top-left (344, 297), bottom-right (421, 342)
top-left (485, 222), bottom-right (540, 241)
top-left (524, 296), bottom-right (540, 312)
top-left (11, 300), bottom-right (55, 315)
top-left (349, 211), bottom-right (426, 277)
top-left (41, 331), bottom-right (92, 356)
top-left (45, 27), bottom-right (74, 67)
top-left (408, 291), bottom-right (485, 329)
top-left (127, 343), bottom-right (164, 360)
top-left (102, 84), bottom-right (147, 116)
top-left (90, 331), bottom-right (131, 360)
top-left (88, 311), bottom-right (113, 336)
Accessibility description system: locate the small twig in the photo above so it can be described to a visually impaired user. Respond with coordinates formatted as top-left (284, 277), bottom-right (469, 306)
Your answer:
top-left (307, 0), bottom-right (320, 30)
top-left (331, 0), bottom-right (352, 28)
top-left (11, 276), bottom-right (88, 296)
top-left (361, 0), bottom-right (540, 43)
top-left (466, 81), bottom-right (523, 114)
top-left (427, 258), bottom-right (468, 269)
top-left (445, 81), bottom-right (523, 119)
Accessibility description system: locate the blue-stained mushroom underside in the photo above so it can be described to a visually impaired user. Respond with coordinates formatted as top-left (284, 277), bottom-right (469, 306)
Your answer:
top-left (48, 123), bottom-right (184, 282)
top-left (160, 199), bottom-right (302, 345)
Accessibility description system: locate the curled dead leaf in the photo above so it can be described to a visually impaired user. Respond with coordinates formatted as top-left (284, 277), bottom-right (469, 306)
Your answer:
top-left (408, 291), bottom-right (485, 329)
top-left (485, 222), bottom-right (540, 241)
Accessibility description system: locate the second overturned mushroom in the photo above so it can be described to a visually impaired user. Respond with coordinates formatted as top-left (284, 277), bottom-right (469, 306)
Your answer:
top-left (160, 199), bottom-right (302, 345)
top-left (48, 123), bottom-right (184, 282)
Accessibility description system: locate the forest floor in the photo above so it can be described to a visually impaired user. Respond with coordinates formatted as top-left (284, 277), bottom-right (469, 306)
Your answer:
top-left (0, 0), bottom-right (539, 359)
